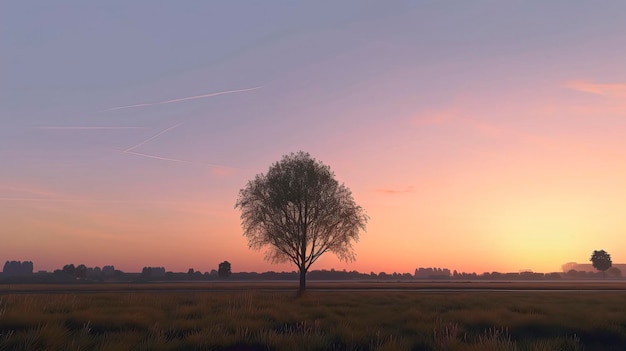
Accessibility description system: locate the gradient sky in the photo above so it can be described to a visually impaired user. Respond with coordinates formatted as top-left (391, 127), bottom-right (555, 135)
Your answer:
top-left (2, 2), bottom-right (626, 274)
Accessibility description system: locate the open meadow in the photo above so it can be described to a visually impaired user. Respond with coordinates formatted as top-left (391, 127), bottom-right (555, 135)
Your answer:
top-left (1, 282), bottom-right (625, 350)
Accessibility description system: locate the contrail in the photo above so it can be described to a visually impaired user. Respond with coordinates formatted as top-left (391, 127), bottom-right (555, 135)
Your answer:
top-left (120, 150), bottom-right (191, 164)
top-left (124, 123), bottom-right (182, 152)
top-left (101, 103), bottom-right (152, 112)
top-left (100, 86), bottom-right (262, 112)
top-left (35, 126), bottom-right (145, 130)
top-left (114, 148), bottom-right (241, 174)
top-left (0, 197), bottom-right (80, 202)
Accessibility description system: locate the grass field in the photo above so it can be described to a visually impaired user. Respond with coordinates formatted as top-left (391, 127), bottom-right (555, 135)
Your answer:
top-left (0, 283), bottom-right (625, 350)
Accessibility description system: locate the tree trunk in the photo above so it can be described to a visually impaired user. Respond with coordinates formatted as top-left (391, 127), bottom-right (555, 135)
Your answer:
top-left (298, 268), bottom-right (307, 296)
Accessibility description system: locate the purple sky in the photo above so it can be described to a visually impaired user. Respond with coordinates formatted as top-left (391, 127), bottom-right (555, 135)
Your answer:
top-left (2, 2), bottom-right (626, 274)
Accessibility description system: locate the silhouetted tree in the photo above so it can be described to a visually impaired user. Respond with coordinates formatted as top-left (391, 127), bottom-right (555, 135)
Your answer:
top-left (187, 268), bottom-right (194, 275)
top-left (142, 267), bottom-right (152, 277)
top-left (102, 265), bottom-right (115, 277)
top-left (75, 264), bottom-right (87, 280)
top-left (2, 261), bottom-right (33, 276)
top-left (62, 264), bottom-right (76, 277)
top-left (235, 151), bottom-right (368, 295)
top-left (607, 267), bottom-right (621, 278)
top-left (590, 249), bottom-right (612, 278)
top-left (22, 261), bottom-right (33, 274)
top-left (218, 261), bottom-right (231, 278)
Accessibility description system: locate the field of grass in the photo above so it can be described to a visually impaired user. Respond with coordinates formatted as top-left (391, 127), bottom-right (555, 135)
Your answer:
top-left (1, 284), bottom-right (625, 350)
top-left (2, 280), bottom-right (625, 293)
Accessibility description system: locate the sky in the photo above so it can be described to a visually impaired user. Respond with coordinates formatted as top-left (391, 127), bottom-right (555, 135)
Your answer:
top-left (2, 1), bottom-right (626, 274)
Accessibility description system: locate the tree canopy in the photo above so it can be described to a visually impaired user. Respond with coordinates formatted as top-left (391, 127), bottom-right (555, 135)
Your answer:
top-left (218, 261), bottom-right (231, 278)
top-left (235, 151), bottom-right (368, 294)
top-left (590, 249), bottom-right (612, 275)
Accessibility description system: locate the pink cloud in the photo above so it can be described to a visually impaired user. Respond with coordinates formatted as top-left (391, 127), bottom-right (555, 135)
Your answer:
top-left (375, 186), bottom-right (414, 195)
top-left (0, 183), bottom-right (67, 199)
top-left (472, 121), bottom-right (505, 138)
top-left (412, 108), bottom-right (457, 126)
top-left (210, 166), bottom-right (238, 177)
top-left (0, 184), bottom-right (81, 203)
top-left (564, 80), bottom-right (626, 97)
top-left (412, 108), bottom-right (510, 140)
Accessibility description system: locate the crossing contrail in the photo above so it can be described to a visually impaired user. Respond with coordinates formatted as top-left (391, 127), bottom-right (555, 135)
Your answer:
top-left (114, 148), bottom-right (241, 175)
top-left (35, 126), bottom-right (145, 130)
top-left (100, 86), bottom-right (263, 112)
top-left (124, 123), bottom-right (182, 152)
top-left (120, 149), bottom-right (191, 164)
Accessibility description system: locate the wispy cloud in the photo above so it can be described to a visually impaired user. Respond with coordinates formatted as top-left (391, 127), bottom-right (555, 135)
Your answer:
top-left (35, 126), bottom-right (145, 130)
top-left (210, 166), bottom-right (238, 177)
top-left (472, 121), bottom-right (505, 139)
top-left (413, 108), bottom-right (509, 140)
top-left (375, 186), bottom-right (415, 194)
top-left (0, 184), bottom-right (64, 198)
top-left (0, 197), bottom-right (79, 202)
top-left (124, 123), bottom-right (182, 152)
top-left (564, 80), bottom-right (626, 97)
top-left (0, 183), bottom-right (78, 203)
top-left (412, 108), bottom-right (457, 126)
top-left (100, 86), bottom-right (263, 112)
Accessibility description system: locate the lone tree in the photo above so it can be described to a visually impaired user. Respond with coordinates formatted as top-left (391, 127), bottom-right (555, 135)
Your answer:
top-left (590, 249), bottom-right (612, 278)
top-left (218, 261), bottom-right (231, 278)
top-left (235, 151), bottom-right (368, 295)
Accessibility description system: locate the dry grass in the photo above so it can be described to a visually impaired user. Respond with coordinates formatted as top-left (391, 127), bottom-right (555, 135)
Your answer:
top-left (1, 280), bottom-right (626, 293)
top-left (0, 287), bottom-right (624, 350)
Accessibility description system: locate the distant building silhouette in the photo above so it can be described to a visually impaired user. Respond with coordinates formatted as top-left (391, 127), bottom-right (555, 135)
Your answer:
top-left (141, 266), bottom-right (166, 277)
top-left (102, 265), bottom-right (116, 276)
top-left (414, 267), bottom-right (451, 278)
top-left (3, 261), bottom-right (33, 276)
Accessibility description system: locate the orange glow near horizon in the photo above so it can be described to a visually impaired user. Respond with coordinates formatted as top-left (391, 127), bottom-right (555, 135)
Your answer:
top-left (5, 88), bottom-right (626, 275)
top-left (3, 3), bottom-right (626, 276)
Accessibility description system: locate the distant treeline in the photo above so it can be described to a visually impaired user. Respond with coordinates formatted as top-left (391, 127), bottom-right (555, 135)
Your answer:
top-left (2, 261), bottom-right (33, 276)
top-left (1, 261), bottom-right (621, 284)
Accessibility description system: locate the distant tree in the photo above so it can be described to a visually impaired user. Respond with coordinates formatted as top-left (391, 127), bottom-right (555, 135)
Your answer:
top-left (607, 267), bottom-right (622, 278)
top-left (547, 272), bottom-right (562, 280)
top-left (187, 268), bottom-right (195, 275)
top-left (102, 265), bottom-right (115, 277)
top-left (22, 261), bottom-right (33, 274)
top-left (235, 151), bottom-right (368, 295)
top-left (565, 269), bottom-right (578, 278)
top-left (75, 264), bottom-right (87, 280)
top-left (62, 264), bottom-right (76, 277)
top-left (2, 261), bottom-right (33, 276)
top-left (218, 261), bottom-right (231, 278)
top-left (590, 250), bottom-right (612, 277)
